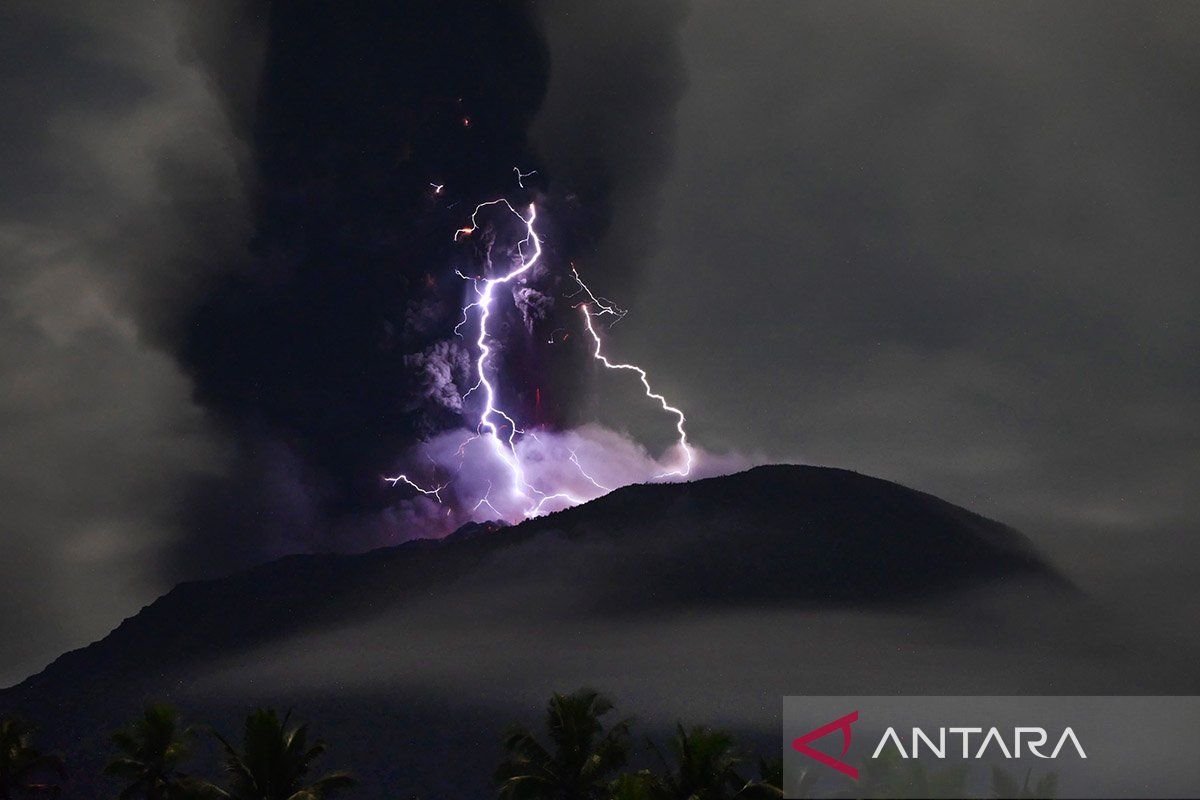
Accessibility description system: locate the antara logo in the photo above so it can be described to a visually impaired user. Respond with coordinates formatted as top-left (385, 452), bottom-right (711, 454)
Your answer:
top-left (792, 712), bottom-right (1086, 780)
top-left (791, 711), bottom-right (860, 779)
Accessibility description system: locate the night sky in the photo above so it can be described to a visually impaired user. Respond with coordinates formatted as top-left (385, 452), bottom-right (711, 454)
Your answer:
top-left (2, 0), bottom-right (1198, 687)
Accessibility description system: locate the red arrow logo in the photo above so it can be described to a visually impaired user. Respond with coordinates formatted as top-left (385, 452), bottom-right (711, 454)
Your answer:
top-left (791, 710), bottom-right (859, 779)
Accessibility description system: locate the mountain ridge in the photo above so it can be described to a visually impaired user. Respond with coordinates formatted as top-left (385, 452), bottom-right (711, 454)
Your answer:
top-left (4, 464), bottom-right (1060, 697)
top-left (0, 464), bottom-right (1081, 799)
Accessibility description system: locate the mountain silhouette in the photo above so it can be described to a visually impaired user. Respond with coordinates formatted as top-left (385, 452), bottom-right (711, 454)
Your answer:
top-left (0, 465), bottom-right (1070, 798)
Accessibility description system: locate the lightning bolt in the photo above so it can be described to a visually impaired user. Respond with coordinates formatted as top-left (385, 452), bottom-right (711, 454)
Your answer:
top-left (460, 201), bottom-right (539, 501)
top-left (569, 448), bottom-right (610, 492)
top-left (383, 473), bottom-right (448, 501)
top-left (454, 200), bottom-right (591, 516)
top-left (387, 189), bottom-right (694, 524)
top-left (568, 265), bottom-right (628, 326)
top-left (472, 480), bottom-right (502, 518)
top-left (578, 301), bottom-right (693, 478)
top-left (513, 166), bottom-right (537, 188)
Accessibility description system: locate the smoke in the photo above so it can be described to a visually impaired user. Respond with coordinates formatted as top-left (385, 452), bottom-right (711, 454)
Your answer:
top-left (404, 341), bottom-right (473, 416)
top-left (171, 0), bottom-right (698, 565)
top-left (0, 0), bottom-right (258, 684)
top-left (530, 0), bottom-right (691, 300)
top-left (512, 286), bottom-right (555, 334)
top-left (383, 425), bottom-right (752, 538)
top-left (0, 0), bottom-right (700, 687)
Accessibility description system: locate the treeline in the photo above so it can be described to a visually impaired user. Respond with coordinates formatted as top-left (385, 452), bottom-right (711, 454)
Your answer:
top-left (490, 689), bottom-right (1056, 799)
top-left (0, 689), bottom-right (1056, 799)
top-left (0, 705), bottom-right (350, 800)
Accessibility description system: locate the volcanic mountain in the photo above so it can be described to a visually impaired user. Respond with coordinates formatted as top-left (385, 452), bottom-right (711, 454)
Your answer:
top-left (2, 465), bottom-right (1081, 798)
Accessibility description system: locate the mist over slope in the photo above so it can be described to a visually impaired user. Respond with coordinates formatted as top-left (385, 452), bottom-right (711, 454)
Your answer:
top-left (7, 465), bottom-right (1055, 692)
top-left (5, 465), bottom-right (1178, 799)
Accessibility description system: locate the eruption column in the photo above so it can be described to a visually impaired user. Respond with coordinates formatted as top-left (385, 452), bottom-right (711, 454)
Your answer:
top-left (387, 193), bottom-right (694, 523)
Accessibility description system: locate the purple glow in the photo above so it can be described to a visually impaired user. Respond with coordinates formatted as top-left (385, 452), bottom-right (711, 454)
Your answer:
top-left (385, 191), bottom-right (702, 525)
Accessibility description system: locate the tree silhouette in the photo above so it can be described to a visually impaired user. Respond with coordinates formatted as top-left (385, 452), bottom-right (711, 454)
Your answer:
top-left (990, 765), bottom-right (1058, 799)
top-left (731, 756), bottom-right (784, 799)
top-left (645, 724), bottom-right (748, 800)
top-left (780, 762), bottom-right (820, 800)
top-left (0, 717), bottom-right (63, 799)
top-left (494, 688), bottom-right (632, 800)
top-left (212, 709), bottom-right (354, 800)
top-left (830, 753), bottom-right (1059, 799)
top-left (608, 771), bottom-right (659, 800)
top-left (846, 748), bottom-right (969, 799)
top-left (105, 703), bottom-right (222, 800)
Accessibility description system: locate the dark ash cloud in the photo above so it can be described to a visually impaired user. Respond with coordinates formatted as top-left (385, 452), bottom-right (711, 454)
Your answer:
top-left (1, 0), bottom-right (694, 685)
top-left (174, 0), bottom-right (693, 573)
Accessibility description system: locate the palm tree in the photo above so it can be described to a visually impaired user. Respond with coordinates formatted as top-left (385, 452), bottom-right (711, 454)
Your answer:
top-left (991, 766), bottom-right (1058, 799)
top-left (850, 748), bottom-right (969, 799)
top-left (494, 688), bottom-right (632, 799)
top-left (649, 725), bottom-right (746, 800)
top-left (778, 762), bottom-right (819, 800)
top-left (613, 744), bottom-right (785, 800)
top-left (105, 703), bottom-right (221, 800)
top-left (0, 716), bottom-right (63, 799)
top-left (212, 708), bottom-right (354, 800)
top-left (731, 756), bottom-right (784, 799)
top-left (608, 771), bottom-right (659, 800)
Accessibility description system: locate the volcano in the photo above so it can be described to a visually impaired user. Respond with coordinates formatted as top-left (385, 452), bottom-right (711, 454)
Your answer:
top-left (1, 465), bottom-right (1078, 798)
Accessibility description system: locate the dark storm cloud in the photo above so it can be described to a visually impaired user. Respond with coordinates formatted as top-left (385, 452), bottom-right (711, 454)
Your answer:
top-left (174, 1), bottom-right (695, 570)
top-left (617, 1), bottom-right (1200, 637)
top-left (174, 1), bottom-right (552, 573)
top-left (0, 0), bottom-right (254, 686)
top-left (2, 0), bottom-right (697, 686)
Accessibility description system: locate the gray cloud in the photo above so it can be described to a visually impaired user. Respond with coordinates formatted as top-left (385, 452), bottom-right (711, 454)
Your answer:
top-left (531, 0), bottom-right (690, 295)
top-left (512, 285), bottom-right (555, 333)
top-left (0, 0), bottom-right (254, 685)
top-left (192, 534), bottom-right (1193, 719)
top-left (601, 1), bottom-right (1200, 630)
top-left (404, 340), bottom-right (473, 415)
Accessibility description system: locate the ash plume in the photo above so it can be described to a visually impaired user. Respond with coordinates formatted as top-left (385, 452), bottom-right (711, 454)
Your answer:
top-left (170, 1), bottom-right (695, 565)
top-left (0, 0), bottom-right (697, 650)
top-left (404, 340), bottom-right (473, 417)
top-left (384, 425), bottom-right (751, 540)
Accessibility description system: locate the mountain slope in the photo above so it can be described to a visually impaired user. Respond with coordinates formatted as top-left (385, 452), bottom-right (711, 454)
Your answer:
top-left (0, 465), bottom-right (1070, 798)
top-left (6, 465), bottom-right (1056, 695)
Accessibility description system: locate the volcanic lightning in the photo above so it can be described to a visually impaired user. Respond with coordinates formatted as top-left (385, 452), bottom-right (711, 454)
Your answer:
top-left (578, 301), bottom-right (693, 478)
top-left (386, 186), bottom-right (694, 523)
top-left (383, 473), bottom-right (447, 500)
top-left (462, 200), bottom-right (583, 510)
